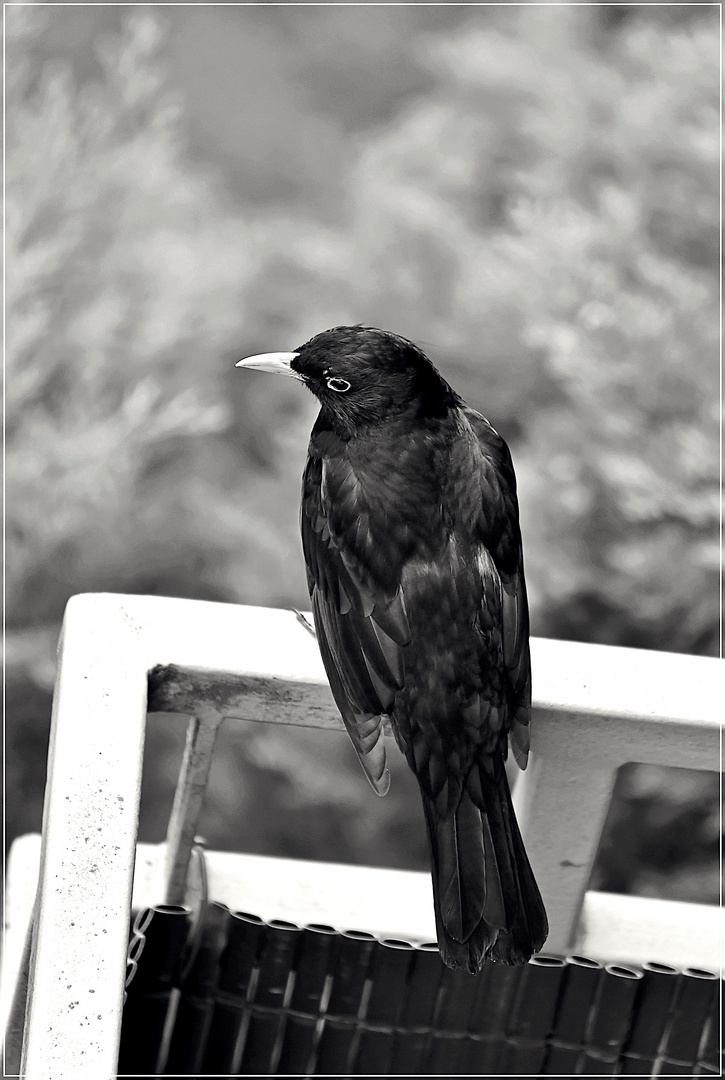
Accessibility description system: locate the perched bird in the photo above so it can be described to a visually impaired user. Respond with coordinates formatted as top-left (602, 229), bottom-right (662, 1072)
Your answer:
top-left (236, 325), bottom-right (548, 973)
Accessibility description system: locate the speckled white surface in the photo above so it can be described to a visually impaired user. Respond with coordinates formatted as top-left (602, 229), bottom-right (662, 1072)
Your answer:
top-left (7, 835), bottom-right (721, 975)
top-left (8, 594), bottom-right (723, 1077)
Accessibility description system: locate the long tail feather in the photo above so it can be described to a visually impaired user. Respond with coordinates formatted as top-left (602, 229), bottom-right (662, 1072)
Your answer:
top-left (421, 760), bottom-right (547, 973)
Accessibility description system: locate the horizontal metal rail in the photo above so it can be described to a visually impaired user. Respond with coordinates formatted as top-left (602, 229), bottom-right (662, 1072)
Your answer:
top-left (3, 593), bottom-right (722, 1079)
top-left (6, 834), bottom-right (721, 975)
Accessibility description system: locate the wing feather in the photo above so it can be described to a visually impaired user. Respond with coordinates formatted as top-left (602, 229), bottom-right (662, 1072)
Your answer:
top-left (465, 409), bottom-right (532, 770)
top-left (302, 448), bottom-right (410, 795)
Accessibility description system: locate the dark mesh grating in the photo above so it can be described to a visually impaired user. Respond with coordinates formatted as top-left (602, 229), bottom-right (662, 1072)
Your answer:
top-left (119, 906), bottom-right (723, 1076)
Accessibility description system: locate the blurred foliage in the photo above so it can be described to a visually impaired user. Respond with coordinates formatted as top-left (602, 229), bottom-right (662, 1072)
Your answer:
top-left (6, 10), bottom-right (276, 625)
top-left (5, 4), bottom-right (720, 904)
top-left (592, 764), bottom-right (722, 902)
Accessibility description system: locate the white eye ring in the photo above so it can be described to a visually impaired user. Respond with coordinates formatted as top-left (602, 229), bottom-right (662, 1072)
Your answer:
top-left (326, 376), bottom-right (351, 393)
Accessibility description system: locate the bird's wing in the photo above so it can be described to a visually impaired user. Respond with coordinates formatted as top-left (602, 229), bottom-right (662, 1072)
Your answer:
top-left (500, 547), bottom-right (532, 768)
top-left (465, 409), bottom-right (532, 769)
top-left (301, 451), bottom-right (410, 795)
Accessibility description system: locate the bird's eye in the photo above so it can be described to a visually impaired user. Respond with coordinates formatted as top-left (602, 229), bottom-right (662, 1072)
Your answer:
top-left (326, 376), bottom-right (351, 393)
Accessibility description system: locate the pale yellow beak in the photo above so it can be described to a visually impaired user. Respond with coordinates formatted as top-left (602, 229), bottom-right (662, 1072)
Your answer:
top-left (235, 351), bottom-right (299, 375)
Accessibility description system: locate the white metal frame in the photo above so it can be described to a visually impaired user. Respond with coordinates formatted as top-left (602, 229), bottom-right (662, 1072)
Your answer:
top-left (2, 593), bottom-right (722, 1079)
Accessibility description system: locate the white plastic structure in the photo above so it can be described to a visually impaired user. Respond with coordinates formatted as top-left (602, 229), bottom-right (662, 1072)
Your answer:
top-left (2, 593), bottom-right (722, 1079)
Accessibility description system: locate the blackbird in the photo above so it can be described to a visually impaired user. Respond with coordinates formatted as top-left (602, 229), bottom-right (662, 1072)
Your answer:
top-left (236, 325), bottom-right (548, 972)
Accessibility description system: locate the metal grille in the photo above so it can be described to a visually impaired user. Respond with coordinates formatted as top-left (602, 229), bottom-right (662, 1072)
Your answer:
top-left (118, 902), bottom-right (722, 1077)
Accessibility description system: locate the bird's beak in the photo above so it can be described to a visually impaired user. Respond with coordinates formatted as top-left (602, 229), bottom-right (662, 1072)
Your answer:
top-left (235, 351), bottom-right (299, 376)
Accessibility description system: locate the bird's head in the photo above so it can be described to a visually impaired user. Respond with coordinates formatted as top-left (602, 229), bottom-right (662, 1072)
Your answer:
top-left (236, 325), bottom-right (460, 436)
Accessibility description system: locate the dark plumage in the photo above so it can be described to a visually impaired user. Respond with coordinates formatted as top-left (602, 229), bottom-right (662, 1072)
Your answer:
top-left (236, 325), bottom-right (548, 972)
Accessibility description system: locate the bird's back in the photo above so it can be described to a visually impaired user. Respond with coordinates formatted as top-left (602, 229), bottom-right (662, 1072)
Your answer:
top-left (308, 404), bottom-right (527, 776)
top-left (239, 324), bottom-right (547, 970)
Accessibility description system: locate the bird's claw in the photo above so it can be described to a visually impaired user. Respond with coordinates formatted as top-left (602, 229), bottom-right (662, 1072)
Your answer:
top-left (293, 609), bottom-right (317, 638)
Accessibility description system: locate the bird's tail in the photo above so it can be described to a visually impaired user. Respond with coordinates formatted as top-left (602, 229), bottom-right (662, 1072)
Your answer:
top-left (421, 757), bottom-right (548, 973)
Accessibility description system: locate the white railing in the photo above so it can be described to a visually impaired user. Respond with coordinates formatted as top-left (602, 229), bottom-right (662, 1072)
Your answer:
top-left (2, 593), bottom-right (722, 1079)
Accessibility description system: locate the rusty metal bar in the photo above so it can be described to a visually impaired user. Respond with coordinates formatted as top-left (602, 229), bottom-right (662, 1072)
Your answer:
top-left (163, 709), bottom-right (225, 906)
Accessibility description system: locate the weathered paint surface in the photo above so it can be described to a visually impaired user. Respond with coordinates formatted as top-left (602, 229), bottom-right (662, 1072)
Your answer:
top-left (7, 593), bottom-right (722, 1078)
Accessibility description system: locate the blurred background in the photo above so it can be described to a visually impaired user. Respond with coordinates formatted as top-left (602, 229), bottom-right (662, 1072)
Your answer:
top-left (5, 2), bottom-right (720, 903)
